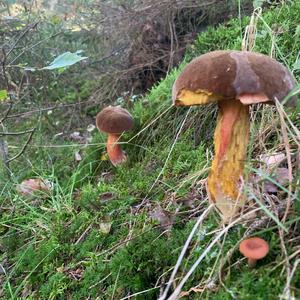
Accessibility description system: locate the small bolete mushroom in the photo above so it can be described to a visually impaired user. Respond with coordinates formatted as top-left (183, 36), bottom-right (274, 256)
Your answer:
top-left (239, 237), bottom-right (269, 267)
top-left (172, 50), bottom-right (297, 221)
top-left (96, 106), bottom-right (134, 166)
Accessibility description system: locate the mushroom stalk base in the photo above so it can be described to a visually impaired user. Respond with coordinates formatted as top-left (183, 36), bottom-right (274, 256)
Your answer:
top-left (207, 99), bottom-right (250, 221)
top-left (107, 134), bottom-right (127, 166)
top-left (247, 258), bottom-right (257, 268)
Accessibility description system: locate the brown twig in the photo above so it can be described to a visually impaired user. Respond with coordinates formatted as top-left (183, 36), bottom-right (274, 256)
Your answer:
top-left (0, 128), bottom-right (36, 136)
top-left (5, 22), bottom-right (38, 58)
top-left (6, 128), bottom-right (36, 163)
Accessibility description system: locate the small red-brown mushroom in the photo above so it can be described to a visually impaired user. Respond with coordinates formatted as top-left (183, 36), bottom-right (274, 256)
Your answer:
top-left (16, 178), bottom-right (52, 197)
top-left (239, 237), bottom-right (269, 267)
top-left (172, 50), bottom-right (297, 221)
top-left (96, 106), bottom-right (134, 166)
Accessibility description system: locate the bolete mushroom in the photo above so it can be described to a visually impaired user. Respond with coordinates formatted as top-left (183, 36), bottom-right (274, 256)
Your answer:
top-left (172, 50), bottom-right (297, 221)
top-left (96, 106), bottom-right (134, 166)
top-left (239, 237), bottom-right (269, 267)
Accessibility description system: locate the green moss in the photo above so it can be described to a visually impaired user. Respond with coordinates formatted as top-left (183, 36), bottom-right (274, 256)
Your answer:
top-left (1, 1), bottom-right (299, 299)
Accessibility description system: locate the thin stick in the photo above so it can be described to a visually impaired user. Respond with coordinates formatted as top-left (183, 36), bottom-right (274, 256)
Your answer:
top-left (0, 129), bottom-right (35, 136)
top-left (6, 128), bottom-right (36, 163)
top-left (119, 286), bottom-right (161, 300)
top-left (281, 259), bottom-right (300, 300)
top-left (5, 22), bottom-right (39, 58)
top-left (159, 204), bottom-right (214, 300)
top-left (167, 208), bottom-right (262, 300)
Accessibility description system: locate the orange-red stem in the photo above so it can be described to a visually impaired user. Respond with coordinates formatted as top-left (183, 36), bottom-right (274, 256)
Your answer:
top-left (207, 99), bottom-right (250, 221)
top-left (107, 134), bottom-right (127, 166)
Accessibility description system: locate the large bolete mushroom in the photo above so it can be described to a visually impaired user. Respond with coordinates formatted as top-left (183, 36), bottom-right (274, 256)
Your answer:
top-left (96, 106), bottom-right (134, 166)
top-left (172, 50), bottom-right (297, 221)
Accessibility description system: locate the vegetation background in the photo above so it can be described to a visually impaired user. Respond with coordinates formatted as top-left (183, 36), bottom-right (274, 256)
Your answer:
top-left (0, 0), bottom-right (299, 299)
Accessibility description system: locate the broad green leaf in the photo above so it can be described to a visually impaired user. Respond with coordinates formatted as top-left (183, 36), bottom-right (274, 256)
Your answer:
top-left (0, 90), bottom-right (8, 101)
top-left (42, 51), bottom-right (88, 70)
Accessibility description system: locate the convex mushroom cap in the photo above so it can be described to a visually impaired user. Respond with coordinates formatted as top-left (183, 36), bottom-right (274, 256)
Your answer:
top-left (239, 237), bottom-right (269, 267)
top-left (172, 50), bottom-right (297, 107)
top-left (96, 106), bottom-right (134, 134)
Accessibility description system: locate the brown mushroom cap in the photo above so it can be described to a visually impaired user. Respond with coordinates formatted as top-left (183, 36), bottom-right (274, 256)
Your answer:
top-left (239, 237), bottom-right (269, 260)
top-left (96, 106), bottom-right (134, 134)
top-left (173, 50), bottom-right (297, 106)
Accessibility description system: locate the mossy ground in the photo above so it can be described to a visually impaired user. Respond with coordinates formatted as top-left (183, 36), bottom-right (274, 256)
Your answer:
top-left (1, 1), bottom-right (300, 299)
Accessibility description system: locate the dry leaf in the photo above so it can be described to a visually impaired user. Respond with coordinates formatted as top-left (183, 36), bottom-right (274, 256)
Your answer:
top-left (86, 124), bottom-right (96, 132)
top-left (263, 181), bottom-right (278, 194)
top-left (259, 153), bottom-right (285, 166)
top-left (16, 179), bottom-right (52, 197)
top-left (70, 131), bottom-right (83, 141)
top-left (101, 171), bottom-right (114, 183)
top-left (263, 167), bottom-right (291, 194)
top-left (176, 189), bottom-right (200, 208)
top-left (149, 205), bottom-right (174, 232)
top-left (99, 192), bottom-right (115, 203)
top-left (69, 131), bottom-right (91, 144)
top-left (99, 222), bottom-right (112, 234)
top-left (72, 189), bottom-right (82, 201)
top-left (275, 167), bottom-right (291, 185)
top-left (60, 266), bottom-right (84, 281)
top-left (66, 267), bottom-right (84, 280)
top-left (75, 150), bottom-right (82, 161)
top-left (101, 152), bottom-right (108, 161)
top-left (21, 283), bottom-right (33, 298)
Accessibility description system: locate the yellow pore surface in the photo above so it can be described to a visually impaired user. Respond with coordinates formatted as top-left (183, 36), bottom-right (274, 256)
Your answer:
top-left (175, 89), bottom-right (222, 106)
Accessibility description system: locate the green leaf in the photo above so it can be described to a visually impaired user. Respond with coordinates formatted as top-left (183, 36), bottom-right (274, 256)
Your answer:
top-left (42, 51), bottom-right (88, 70)
top-left (0, 90), bottom-right (8, 101)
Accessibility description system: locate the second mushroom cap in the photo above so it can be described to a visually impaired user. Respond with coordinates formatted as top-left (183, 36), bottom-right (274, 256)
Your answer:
top-left (96, 106), bottom-right (134, 134)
